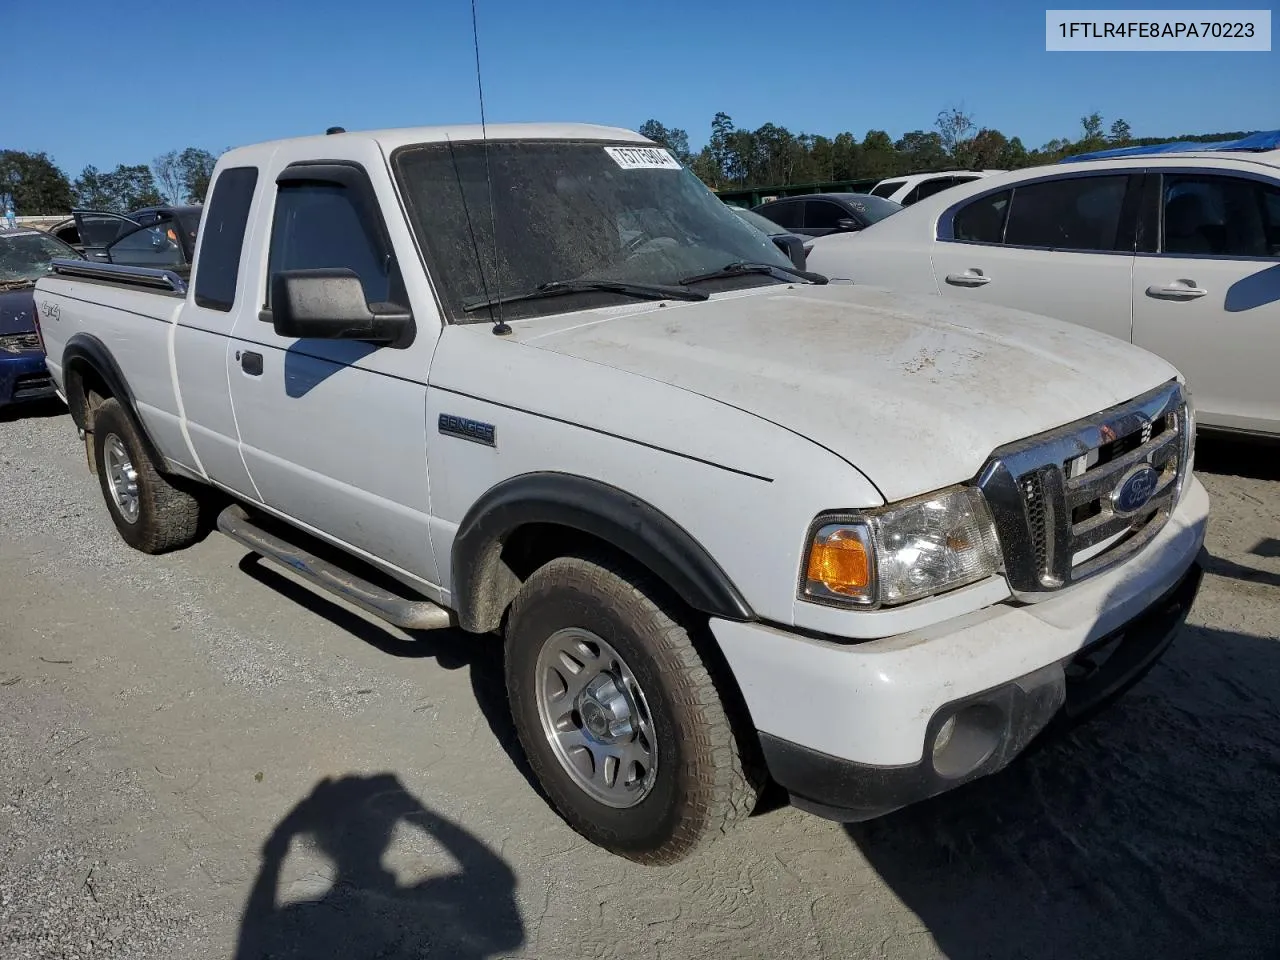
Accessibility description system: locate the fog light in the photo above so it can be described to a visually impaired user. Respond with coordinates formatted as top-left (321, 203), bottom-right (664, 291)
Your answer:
top-left (932, 715), bottom-right (957, 759)
top-left (930, 704), bottom-right (1003, 779)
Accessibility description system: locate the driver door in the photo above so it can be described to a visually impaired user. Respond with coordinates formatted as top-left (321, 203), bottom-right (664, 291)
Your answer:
top-left (70, 210), bottom-right (140, 261)
top-left (225, 141), bottom-right (443, 585)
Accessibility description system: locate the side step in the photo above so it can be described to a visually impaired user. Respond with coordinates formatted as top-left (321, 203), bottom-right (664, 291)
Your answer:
top-left (216, 505), bottom-right (453, 631)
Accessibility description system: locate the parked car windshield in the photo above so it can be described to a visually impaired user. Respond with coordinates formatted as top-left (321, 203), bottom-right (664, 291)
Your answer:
top-left (841, 194), bottom-right (903, 224)
top-left (393, 140), bottom-right (795, 321)
top-left (0, 230), bottom-right (80, 288)
top-left (731, 206), bottom-right (787, 236)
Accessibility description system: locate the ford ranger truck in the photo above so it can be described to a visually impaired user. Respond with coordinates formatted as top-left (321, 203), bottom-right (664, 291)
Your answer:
top-left (34, 124), bottom-right (1209, 864)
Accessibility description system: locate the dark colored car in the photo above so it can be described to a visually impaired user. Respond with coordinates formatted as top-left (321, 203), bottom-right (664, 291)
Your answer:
top-left (752, 192), bottom-right (902, 238)
top-left (729, 206), bottom-right (813, 270)
top-left (0, 229), bottom-right (82, 407)
top-left (48, 205), bottom-right (201, 272)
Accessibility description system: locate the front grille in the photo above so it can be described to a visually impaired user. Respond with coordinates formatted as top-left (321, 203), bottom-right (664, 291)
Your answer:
top-left (1020, 471), bottom-right (1051, 576)
top-left (978, 381), bottom-right (1189, 597)
top-left (0, 332), bottom-right (41, 354)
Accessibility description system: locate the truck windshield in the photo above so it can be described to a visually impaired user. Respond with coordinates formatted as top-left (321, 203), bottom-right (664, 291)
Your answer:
top-left (0, 231), bottom-right (80, 289)
top-left (393, 140), bottom-right (797, 322)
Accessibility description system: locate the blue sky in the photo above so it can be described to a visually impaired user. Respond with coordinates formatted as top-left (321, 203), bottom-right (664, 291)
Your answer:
top-left (10, 0), bottom-right (1277, 177)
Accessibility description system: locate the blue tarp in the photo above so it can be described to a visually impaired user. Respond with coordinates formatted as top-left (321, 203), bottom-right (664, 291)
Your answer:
top-left (1062, 130), bottom-right (1280, 162)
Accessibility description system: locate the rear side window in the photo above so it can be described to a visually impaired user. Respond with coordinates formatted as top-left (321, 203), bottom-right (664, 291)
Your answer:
top-left (756, 200), bottom-right (802, 230)
top-left (871, 180), bottom-right (905, 199)
top-left (951, 190), bottom-right (1011, 243)
top-left (267, 181), bottom-right (390, 306)
top-left (804, 201), bottom-right (847, 230)
top-left (194, 167), bottom-right (258, 311)
top-left (1162, 174), bottom-right (1280, 257)
top-left (1004, 175), bottom-right (1130, 251)
top-left (107, 223), bottom-right (185, 268)
top-left (904, 176), bottom-right (974, 206)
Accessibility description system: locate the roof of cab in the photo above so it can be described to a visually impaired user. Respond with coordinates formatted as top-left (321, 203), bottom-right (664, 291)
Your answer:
top-left (220, 123), bottom-right (650, 164)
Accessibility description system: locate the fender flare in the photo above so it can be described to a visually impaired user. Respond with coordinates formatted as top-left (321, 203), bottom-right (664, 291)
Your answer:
top-left (61, 333), bottom-right (165, 466)
top-left (451, 472), bottom-right (755, 633)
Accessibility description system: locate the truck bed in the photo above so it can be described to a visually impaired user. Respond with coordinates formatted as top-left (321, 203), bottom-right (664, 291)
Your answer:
top-left (36, 260), bottom-right (196, 477)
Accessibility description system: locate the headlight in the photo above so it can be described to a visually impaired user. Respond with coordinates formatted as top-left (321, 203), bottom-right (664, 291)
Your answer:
top-left (1181, 386), bottom-right (1196, 491)
top-left (801, 486), bottom-right (1002, 608)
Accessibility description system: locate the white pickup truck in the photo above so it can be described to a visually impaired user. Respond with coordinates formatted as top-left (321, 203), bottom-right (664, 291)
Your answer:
top-left (35, 123), bottom-right (1209, 864)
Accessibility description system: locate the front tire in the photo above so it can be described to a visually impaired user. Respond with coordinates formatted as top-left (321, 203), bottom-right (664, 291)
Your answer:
top-left (505, 554), bottom-right (760, 864)
top-left (93, 398), bottom-right (202, 554)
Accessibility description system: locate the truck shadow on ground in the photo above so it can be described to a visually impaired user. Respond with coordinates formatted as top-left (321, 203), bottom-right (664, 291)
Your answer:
top-left (234, 772), bottom-right (523, 960)
top-left (845, 619), bottom-right (1280, 960)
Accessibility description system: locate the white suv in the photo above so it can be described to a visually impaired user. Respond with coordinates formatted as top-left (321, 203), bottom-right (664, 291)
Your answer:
top-left (810, 149), bottom-right (1280, 437)
top-left (869, 170), bottom-right (1004, 206)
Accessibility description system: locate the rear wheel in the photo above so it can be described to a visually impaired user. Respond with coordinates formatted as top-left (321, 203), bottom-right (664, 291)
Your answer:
top-left (93, 398), bottom-right (202, 553)
top-left (505, 554), bottom-right (760, 864)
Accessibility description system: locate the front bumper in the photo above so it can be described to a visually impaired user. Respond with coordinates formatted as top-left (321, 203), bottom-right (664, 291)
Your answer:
top-left (710, 475), bottom-right (1209, 819)
top-left (0, 351), bottom-right (56, 406)
top-left (761, 558), bottom-right (1203, 821)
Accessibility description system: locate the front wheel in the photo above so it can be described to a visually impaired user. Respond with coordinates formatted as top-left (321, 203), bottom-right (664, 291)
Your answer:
top-left (505, 554), bottom-right (760, 864)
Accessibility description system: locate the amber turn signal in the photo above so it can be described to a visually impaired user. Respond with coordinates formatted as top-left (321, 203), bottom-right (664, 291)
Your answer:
top-left (805, 525), bottom-right (873, 600)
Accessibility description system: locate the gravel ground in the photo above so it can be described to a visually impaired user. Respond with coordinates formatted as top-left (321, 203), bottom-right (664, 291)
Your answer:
top-left (1, 400), bottom-right (1277, 960)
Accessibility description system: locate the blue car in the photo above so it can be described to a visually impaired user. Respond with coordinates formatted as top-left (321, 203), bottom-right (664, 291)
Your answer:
top-left (0, 228), bottom-right (82, 408)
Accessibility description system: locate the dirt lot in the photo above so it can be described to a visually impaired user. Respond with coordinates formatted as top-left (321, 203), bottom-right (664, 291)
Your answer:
top-left (1, 402), bottom-right (1277, 960)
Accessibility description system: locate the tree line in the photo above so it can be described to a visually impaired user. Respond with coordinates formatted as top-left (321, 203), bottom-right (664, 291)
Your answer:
top-left (1, 107), bottom-right (1259, 215)
top-left (640, 109), bottom-right (1257, 189)
top-left (0, 146), bottom-right (221, 216)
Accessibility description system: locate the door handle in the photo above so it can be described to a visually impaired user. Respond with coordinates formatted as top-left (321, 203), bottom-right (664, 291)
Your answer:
top-left (944, 270), bottom-right (991, 287)
top-left (239, 350), bottom-right (264, 376)
top-left (1146, 282), bottom-right (1207, 301)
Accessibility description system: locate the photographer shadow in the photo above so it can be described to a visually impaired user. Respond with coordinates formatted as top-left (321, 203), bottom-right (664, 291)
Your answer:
top-left (234, 773), bottom-right (524, 960)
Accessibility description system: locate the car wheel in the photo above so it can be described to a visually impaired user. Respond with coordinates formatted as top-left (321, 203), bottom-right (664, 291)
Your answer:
top-left (93, 398), bottom-right (202, 553)
top-left (505, 553), bottom-right (760, 864)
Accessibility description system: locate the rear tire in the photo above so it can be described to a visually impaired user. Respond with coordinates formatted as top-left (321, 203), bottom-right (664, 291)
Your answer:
top-left (505, 554), bottom-right (760, 864)
top-left (93, 398), bottom-right (202, 554)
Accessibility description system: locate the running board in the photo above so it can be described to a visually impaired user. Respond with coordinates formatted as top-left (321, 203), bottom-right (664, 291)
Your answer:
top-left (216, 505), bottom-right (453, 631)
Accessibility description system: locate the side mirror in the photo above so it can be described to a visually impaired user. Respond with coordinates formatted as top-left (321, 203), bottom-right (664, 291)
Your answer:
top-left (836, 218), bottom-right (861, 232)
top-left (267, 268), bottom-right (411, 344)
top-left (770, 234), bottom-right (807, 271)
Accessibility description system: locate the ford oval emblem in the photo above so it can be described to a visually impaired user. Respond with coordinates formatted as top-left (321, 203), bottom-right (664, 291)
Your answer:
top-left (1111, 464), bottom-right (1160, 515)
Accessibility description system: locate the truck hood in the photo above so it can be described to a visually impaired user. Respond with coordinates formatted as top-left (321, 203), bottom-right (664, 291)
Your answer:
top-left (0, 287), bottom-right (37, 336)
top-left (512, 284), bottom-right (1178, 501)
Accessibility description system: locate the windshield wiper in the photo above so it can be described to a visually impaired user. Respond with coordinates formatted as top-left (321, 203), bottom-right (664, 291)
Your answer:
top-left (462, 278), bottom-right (708, 313)
top-left (679, 261), bottom-right (828, 285)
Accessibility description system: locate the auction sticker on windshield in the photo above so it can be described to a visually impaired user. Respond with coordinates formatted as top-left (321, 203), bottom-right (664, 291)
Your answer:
top-left (604, 146), bottom-right (682, 170)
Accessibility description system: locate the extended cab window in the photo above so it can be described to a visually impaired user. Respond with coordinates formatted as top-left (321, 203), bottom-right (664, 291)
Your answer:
top-left (194, 167), bottom-right (257, 310)
top-left (1003, 175), bottom-right (1130, 251)
top-left (1162, 174), bottom-right (1280, 258)
top-left (267, 181), bottom-right (390, 306)
top-left (951, 189), bottom-right (1011, 243)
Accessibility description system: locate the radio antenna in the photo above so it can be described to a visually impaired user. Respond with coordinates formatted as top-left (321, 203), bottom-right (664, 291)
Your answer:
top-left (470, 0), bottom-right (509, 336)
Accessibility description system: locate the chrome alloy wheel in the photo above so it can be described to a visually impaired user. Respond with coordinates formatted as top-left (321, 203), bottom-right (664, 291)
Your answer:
top-left (103, 434), bottom-right (140, 523)
top-left (534, 627), bottom-right (658, 808)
